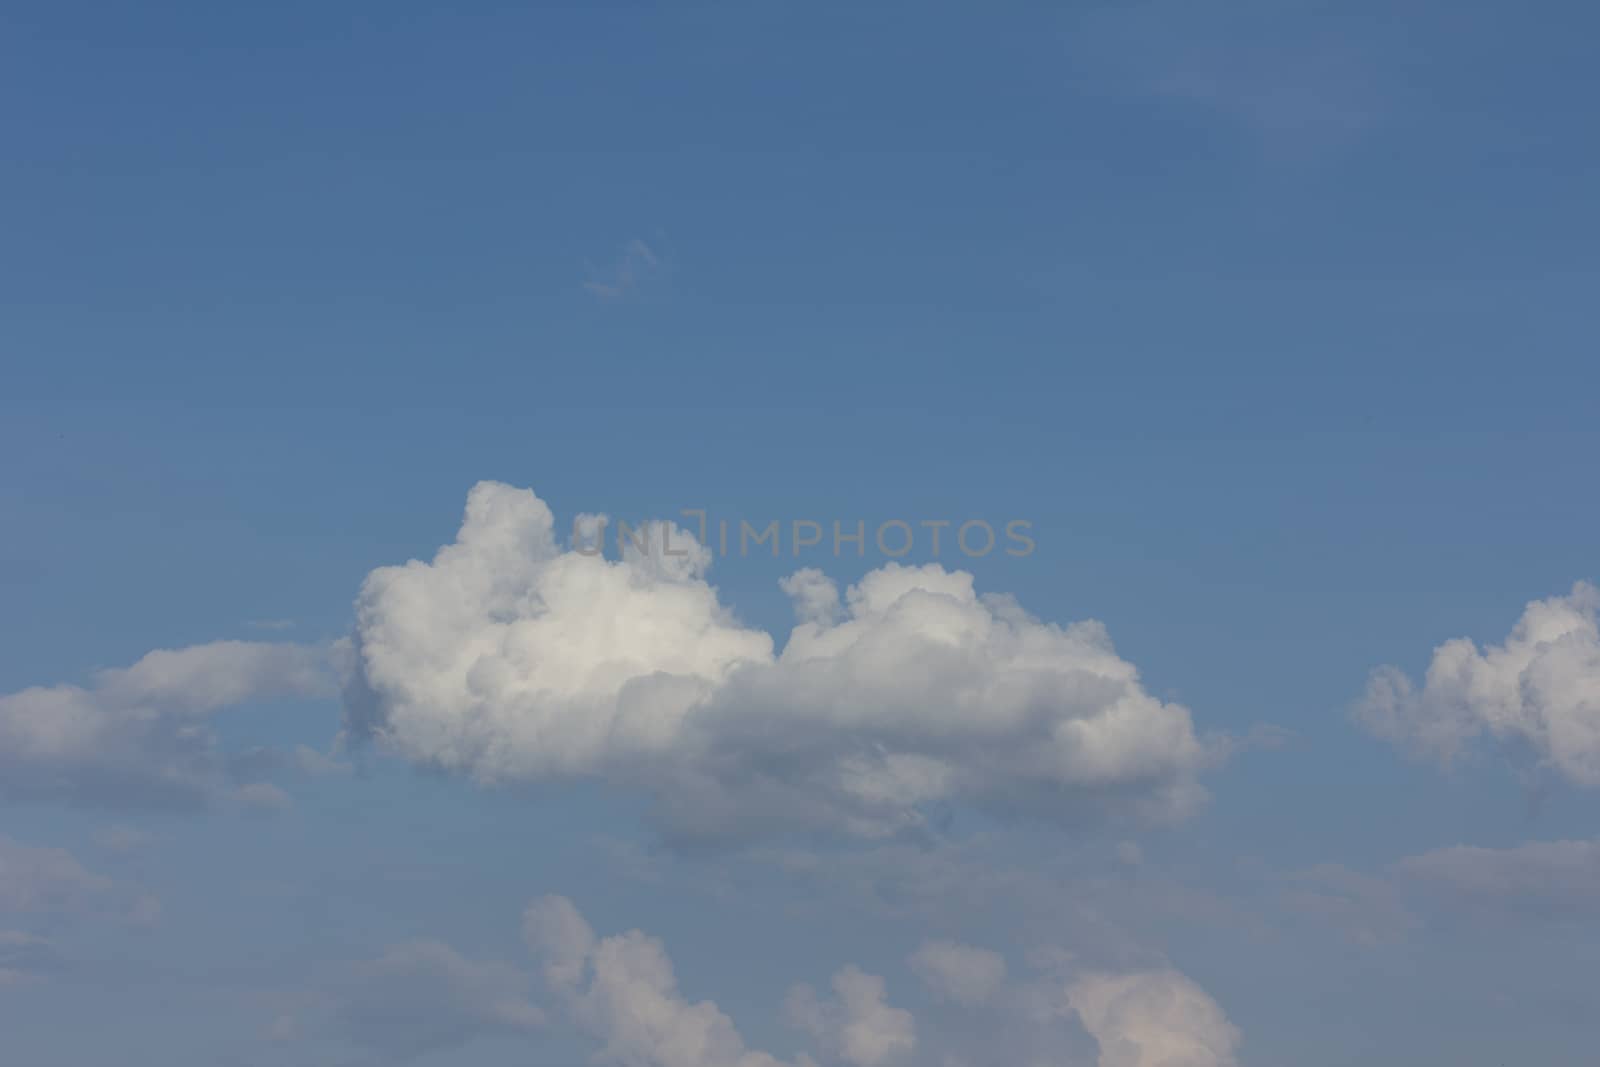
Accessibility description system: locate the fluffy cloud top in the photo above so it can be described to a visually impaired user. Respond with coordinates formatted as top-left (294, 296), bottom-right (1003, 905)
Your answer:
top-left (346, 482), bottom-right (1212, 842)
top-left (1067, 970), bottom-right (1241, 1067)
top-left (523, 895), bottom-right (816, 1067)
top-left (786, 966), bottom-right (916, 1066)
top-left (268, 894), bottom-right (1242, 1067)
top-left (0, 641), bottom-right (335, 808)
top-left (1356, 582), bottom-right (1600, 785)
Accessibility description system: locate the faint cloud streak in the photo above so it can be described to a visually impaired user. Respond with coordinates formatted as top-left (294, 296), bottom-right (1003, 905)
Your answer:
top-left (584, 238), bottom-right (662, 300)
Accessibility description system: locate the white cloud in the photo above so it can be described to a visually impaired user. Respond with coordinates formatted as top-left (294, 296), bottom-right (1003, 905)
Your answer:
top-left (524, 894), bottom-right (817, 1067)
top-left (780, 568), bottom-right (842, 626)
top-left (1067, 970), bottom-right (1241, 1067)
top-left (0, 640), bottom-right (336, 808)
top-left (92, 640), bottom-right (330, 712)
top-left (1356, 582), bottom-right (1600, 785)
top-left (908, 940), bottom-right (1007, 1007)
top-left (315, 894), bottom-right (1246, 1067)
top-left (346, 482), bottom-right (1214, 844)
top-left (786, 966), bottom-right (915, 1067)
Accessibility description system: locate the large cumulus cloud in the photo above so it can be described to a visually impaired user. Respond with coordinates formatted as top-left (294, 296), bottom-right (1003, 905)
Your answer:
top-left (1356, 581), bottom-right (1600, 785)
top-left (345, 482), bottom-right (1214, 842)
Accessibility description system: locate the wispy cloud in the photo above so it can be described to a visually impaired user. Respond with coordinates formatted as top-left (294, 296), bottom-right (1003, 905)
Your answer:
top-left (1068, 1), bottom-right (1388, 151)
top-left (0, 640), bottom-right (337, 810)
top-left (584, 238), bottom-right (661, 300)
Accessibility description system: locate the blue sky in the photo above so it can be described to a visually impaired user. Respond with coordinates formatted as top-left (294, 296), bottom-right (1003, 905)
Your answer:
top-left (3, 2), bottom-right (1599, 1065)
